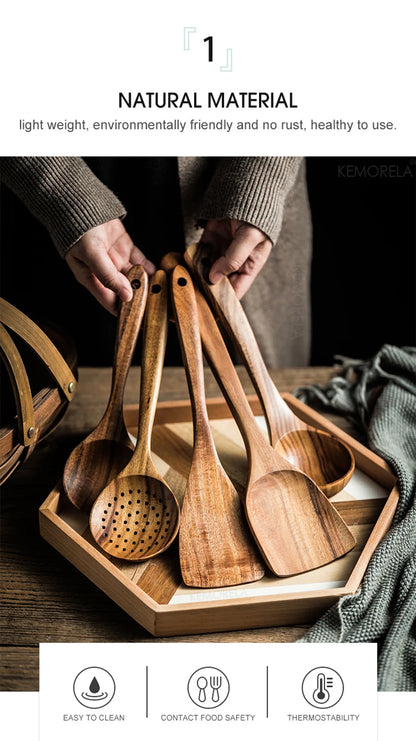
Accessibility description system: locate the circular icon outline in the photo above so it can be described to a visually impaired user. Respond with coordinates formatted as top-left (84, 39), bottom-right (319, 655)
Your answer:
top-left (187, 666), bottom-right (230, 709)
top-left (301, 666), bottom-right (344, 709)
top-left (73, 666), bottom-right (116, 709)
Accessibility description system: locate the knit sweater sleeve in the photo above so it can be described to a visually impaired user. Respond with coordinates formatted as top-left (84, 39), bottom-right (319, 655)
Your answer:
top-left (0, 157), bottom-right (127, 257)
top-left (197, 157), bottom-right (302, 244)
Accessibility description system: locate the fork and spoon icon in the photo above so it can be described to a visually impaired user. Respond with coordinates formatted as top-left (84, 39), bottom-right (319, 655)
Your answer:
top-left (197, 675), bottom-right (222, 703)
top-left (188, 666), bottom-right (229, 708)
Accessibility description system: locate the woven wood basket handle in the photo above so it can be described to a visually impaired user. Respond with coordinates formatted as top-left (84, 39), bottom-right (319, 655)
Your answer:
top-left (0, 322), bottom-right (37, 446)
top-left (0, 297), bottom-right (77, 401)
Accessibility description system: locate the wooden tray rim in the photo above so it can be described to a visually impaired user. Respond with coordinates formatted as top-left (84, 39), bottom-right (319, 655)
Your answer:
top-left (39, 393), bottom-right (399, 635)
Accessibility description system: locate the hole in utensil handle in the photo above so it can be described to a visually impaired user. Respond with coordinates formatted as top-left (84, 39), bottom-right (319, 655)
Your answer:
top-left (131, 279), bottom-right (141, 289)
top-left (177, 277), bottom-right (187, 286)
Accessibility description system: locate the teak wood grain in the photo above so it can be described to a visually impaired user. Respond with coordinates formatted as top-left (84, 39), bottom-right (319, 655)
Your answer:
top-left (62, 265), bottom-right (148, 510)
top-left (185, 243), bottom-right (355, 498)
top-left (187, 268), bottom-right (356, 576)
top-left (171, 265), bottom-right (265, 588)
top-left (89, 270), bottom-right (180, 560)
top-left (2, 366), bottom-right (399, 691)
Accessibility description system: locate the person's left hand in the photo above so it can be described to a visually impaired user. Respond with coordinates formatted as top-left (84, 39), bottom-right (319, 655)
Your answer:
top-left (199, 218), bottom-right (273, 298)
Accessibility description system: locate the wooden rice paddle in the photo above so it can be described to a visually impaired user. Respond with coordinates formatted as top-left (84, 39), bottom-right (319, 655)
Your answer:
top-left (63, 265), bottom-right (148, 510)
top-left (185, 242), bottom-right (355, 498)
top-left (89, 270), bottom-right (180, 560)
top-left (171, 266), bottom-right (265, 588)
top-left (185, 265), bottom-right (356, 576)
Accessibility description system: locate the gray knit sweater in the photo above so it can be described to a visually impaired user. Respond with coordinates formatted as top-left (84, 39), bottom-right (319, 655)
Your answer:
top-left (0, 156), bottom-right (301, 255)
top-left (0, 156), bottom-right (312, 366)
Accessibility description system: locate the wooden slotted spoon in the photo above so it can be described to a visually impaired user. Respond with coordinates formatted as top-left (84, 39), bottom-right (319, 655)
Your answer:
top-left (89, 270), bottom-right (180, 560)
top-left (185, 242), bottom-right (355, 498)
top-left (189, 268), bottom-right (356, 576)
top-left (63, 265), bottom-right (148, 510)
top-left (170, 265), bottom-right (265, 588)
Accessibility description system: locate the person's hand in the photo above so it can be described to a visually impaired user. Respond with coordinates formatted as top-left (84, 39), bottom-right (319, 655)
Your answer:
top-left (65, 219), bottom-right (156, 314)
top-left (199, 219), bottom-right (273, 298)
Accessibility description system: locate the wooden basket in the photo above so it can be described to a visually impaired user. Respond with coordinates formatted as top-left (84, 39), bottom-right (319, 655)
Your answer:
top-left (39, 393), bottom-right (399, 637)
top-left (0, 298), bottom-right (78, 484)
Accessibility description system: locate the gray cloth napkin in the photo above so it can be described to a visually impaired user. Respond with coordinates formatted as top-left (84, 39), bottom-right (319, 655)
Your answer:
top-left (293, 345), bottom-right (416, 691)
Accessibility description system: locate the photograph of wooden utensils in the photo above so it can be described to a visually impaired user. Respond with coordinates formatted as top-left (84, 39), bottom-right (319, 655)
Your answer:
top-left (185, 243), bottom-right (355, 498)
top-left (89, 270), bottom-right (180, 560)
top-left (184, 265), bottom-right (356, 576)
top-left (62, 265), bottom-right (148, 511)
top-left (170, 265), bottom-right (265, 588)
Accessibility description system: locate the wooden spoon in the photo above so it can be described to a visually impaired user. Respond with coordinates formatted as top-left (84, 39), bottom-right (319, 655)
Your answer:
top-left (170, 265), bottom-right (265, 588)
top-left (185, 266), bottom-right (356, 576)
top-left (63, 265), bottom-right (148, 510)
top-left (185, 242), bottom-right (355, 498)
top-left (89, 270), bottom-right (180, 560)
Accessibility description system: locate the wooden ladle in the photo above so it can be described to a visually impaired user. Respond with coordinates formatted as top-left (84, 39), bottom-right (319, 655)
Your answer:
top-left (63, 265), bottom-right (148, 510)
top-left (185, 243), bottom-right (355, 498)
top-left (171, 265), bottom-right (265, 588)
top-left (187, 267), bottom-right (356, 576)
top-left (89, 270), bottom-right (180, 560)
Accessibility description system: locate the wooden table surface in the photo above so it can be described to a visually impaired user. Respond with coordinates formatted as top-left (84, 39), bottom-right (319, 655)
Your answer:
top-left (1, 365), bottom-right (357, 691)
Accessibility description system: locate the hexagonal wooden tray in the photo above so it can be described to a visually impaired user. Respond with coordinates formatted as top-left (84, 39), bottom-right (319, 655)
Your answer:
top-left (39, 394), bottom-right (399, 636)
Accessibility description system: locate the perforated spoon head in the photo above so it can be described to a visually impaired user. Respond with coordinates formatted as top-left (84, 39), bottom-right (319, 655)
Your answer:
top-left (274, 429), bottom-right (355, 497)
top-left (89, 472), bottom-right (180, 560)
top-left (90, 269), bottom-right (180, 561)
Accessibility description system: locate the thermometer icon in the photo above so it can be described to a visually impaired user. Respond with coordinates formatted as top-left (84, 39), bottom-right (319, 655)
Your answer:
top-left (312, 673), bottom-right (332, 704)
top-left (302, 666), bottom-right (342, 708)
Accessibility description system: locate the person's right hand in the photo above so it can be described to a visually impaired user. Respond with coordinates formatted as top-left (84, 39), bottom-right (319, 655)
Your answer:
top-left (65, 219), bottom-right (156, 314)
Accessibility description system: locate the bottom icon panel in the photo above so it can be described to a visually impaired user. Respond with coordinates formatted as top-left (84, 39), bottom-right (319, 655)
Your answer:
top-left (40, 642), bottom-right (377, 741)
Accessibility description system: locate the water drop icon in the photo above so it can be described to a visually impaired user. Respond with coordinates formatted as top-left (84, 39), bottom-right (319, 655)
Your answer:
top-left (80, 673), bottom-right (108, 703)
top-left (74, 667), bottom-right (115, 708)
top-left (89, 677), bottom-right (100, 694)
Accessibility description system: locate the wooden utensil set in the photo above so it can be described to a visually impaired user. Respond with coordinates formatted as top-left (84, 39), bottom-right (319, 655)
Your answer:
top-left (62, 256), bottom-right (356, 588)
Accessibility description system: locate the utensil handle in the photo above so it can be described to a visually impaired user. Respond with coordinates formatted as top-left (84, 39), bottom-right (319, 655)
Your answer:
top-left (129, 270), bottom-right (168, 470)
top-left (187, 271), bottom-right (278, 478)
top-left (185, 243), bottom-right (303, 443)
top-left (105, 265), bottom-right (148, 428)
top-left (170, 265), bottom-right (216, 453)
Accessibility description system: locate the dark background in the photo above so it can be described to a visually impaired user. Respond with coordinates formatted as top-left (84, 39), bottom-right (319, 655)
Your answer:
top-left (1, 156), bottom-right (415, 368)
top-left (306, 157), bottom-right (415, 364)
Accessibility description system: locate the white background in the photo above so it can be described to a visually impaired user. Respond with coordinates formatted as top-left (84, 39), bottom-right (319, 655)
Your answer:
top-left (0, 1), bottom-right (415, 737)
top-left (0, 0), bottom-right (414, 155)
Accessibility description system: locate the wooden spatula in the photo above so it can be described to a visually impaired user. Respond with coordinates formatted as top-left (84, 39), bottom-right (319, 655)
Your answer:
top-left (185, 266), bottom-right (356, 576)
top-left (184, 242), bottom-right (355, 498)
top-left (170, 265), bottom-right (265, 588)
